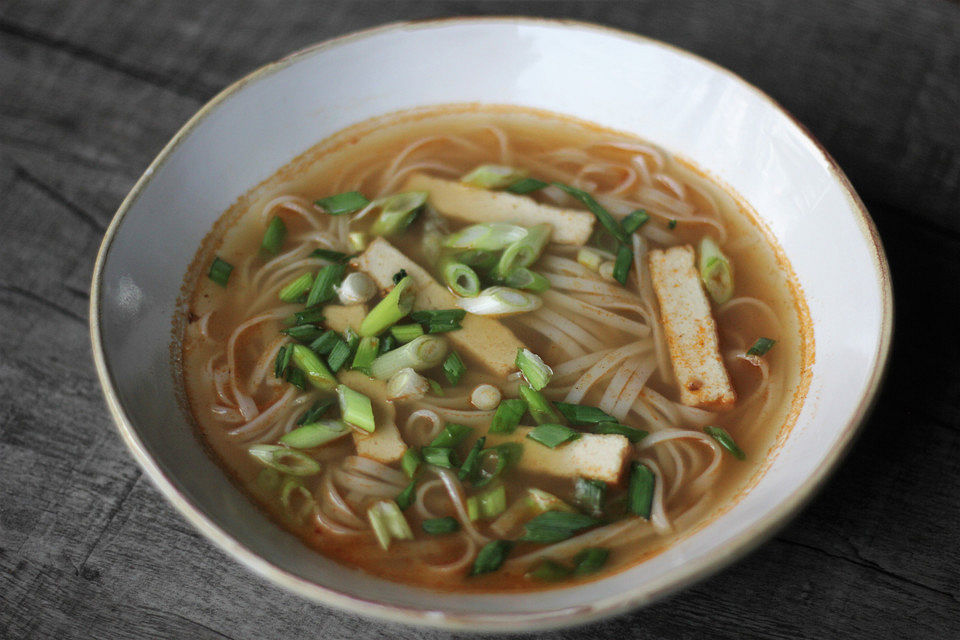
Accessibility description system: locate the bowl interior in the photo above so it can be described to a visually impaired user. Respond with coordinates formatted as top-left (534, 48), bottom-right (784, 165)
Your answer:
top-left (93, 19), bottom-right (890, 630)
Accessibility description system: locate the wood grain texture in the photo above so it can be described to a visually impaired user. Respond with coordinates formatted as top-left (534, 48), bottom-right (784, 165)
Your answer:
top-left (0, 1), bottom-right (957, 638)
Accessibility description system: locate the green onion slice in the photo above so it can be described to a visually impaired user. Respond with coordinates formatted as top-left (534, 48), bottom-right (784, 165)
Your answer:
top-left (489, 399), bottom-right (527, 434)
top-left (527, 424), bottom-right (581, 449)
top-left (371, 191), bottom-right (428, 236)
top-left (359, 275), bottom-right (416, 337)
top-left (279, 272), bottom-right (314, 302)
top-left (315, 191), bottom-right (370, 216)
top-left (574, 478), bottom-right (607, 518)
top-left (280, 419), bottom-right (350, 448)
top-left (474, 442), bottom-right (523, 488)
top-left (554, 402), bottom-right (616, 425)
top-left (395, 480), bottom-right (417, 511)
top-left (305, 263), bottom-right (345, 307)
top-left (422, 516), bottom-right (460, 535)
top-left (248, 444), bottom-right (321, 476)
top-left (440, 257), bottom-right (481, 298)
top-left (207, 257), bottom-right (233, 287)
top-left (553, 182), bottom-right (628, 243)
top-left (458, 436), bottom-right (486, 482)
top-left (589, 422), bottom-right (648, 443)
top-left (421, 446), bottom-right (458, 468)
top-left (290, 344), bottom-right (337, 390)
top-left (518, 385), bottom-right (564, 425)
top-left (351, 336), bottom-right (379, 374)
top-left (261, 216), bottom-right (287, 255)
top-left (325, 338), bottom-right (352, 373)
top-left (410, 308), bottom-right (466, 333)
top-left (471, 540), bottom-right (513, 576)
top-left (296, 398), bottom-right (335, 425)
top-left (389, 323), bottom-right (424, 344)
top-left (443, 223), bottom-right (528, 251)
top-left (504, 268), bottom-right (551, 293)
top-left (429, 423), bottom-right (473, 448)
top-left (442, 350), bottom-right (467, 385)
top-left (457, 286), bottom-right (542, 316)
top-left (274, 345), bottom-right (292, 379)
top-left (467, 485), bottom-right (507, 521)
top-left (521, 510), bottom-right (599, 544)
top-left (698, 236), bottom-right (734, 304)
top-left (310, 248), bottom-right (352, 263)
top-left (336, 384), bottom-right (376, 433)
top-left (628, 462), bottom-right (655, 519)
top-left (747, 337), bottom-right (776, 357)
top-left (367, 500), bottom-right (413, 550)
top-left (572, 548), bottom-right (610, 575)
top-left (526, 559), bottom-right (572, 582)
top-left (401, 449), bottom-right (422, 479)
top-left (613, 243), bottom-right (633, 285)
top-left (515, 348), bottom-right (552, 390)
top-left (495, 223), bottom-right (552, 279)
top-left (461, 164), bottom-right (528, 189)
top-left (369, 335), bottom-right (448, 380)
top-left (506, 177), bottom-right (548, 194)
top-left (704, 426), bottom-right (746, 460)
top-left (621, 209), bottom-right (650, 234)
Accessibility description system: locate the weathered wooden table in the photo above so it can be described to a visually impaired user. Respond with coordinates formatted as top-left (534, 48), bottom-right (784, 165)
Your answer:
top-left (1, 1), bottom-right (957, 638)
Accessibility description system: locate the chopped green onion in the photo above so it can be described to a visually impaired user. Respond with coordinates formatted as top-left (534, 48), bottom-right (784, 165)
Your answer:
top-left (410, 308), bottom-right (466, 333)
top-left (668, 219), bottom-right (678, 229)
top-left (315, 191), bottom-right (370, 216)
top-left (378, 333), bottom-right (397, 354)
top-left (457, 249), bottom-right (499, 271)
top-left (471, 384), bottom-right (502, 411)
top-left (336, 384), bottom-right (375, 433)
top-left (401, 448), bottom-right (422, 479)
top-left (282, 324), bottom-right (324, 343)
top-left (279, 272), bottom-right (314, 302)
top-left (326, 338), bottom-right (352, 373)
top-left (285, 368), bottom-right (307, 390)
top-left (554, 402), bottom-right (616, 425)
top-left (495, 223), bottom-right (552, 279)
top-left (443, 351), bottom-right (467, 385)
top-left (443, 223), bottom-right (528, 251)
top-left (348, 232), bottom-right (367, 252)
top-left (430, 423), bottom-right (473, 448)
top-left (628, 462), bottom-right (655, 519)
top-left (519, 385), bottom-right (564, 424)
top-left (489, 398), bottom-right (527, 434)
top-left (515, 348), bottom-right (552, 390)
top-left (504, 268), bottom-right (551, 293)
top-left (309, 330), bottom-right (340, 354)
top-left (261, 216), bottom-right (287, 255)
top-left (440, 256), bottom-right (481, 298)
top-left (274, 345), bottom-right (292, 379)
top-left (574, 478), bottom-right (607, 517)
top-left (457, 286), bottom-right (542, 316)
top-left (280, 478), bottom-right (316, 519)
top-left (392, 269), bottom-right (408, 284)
top-left (553, 182), bottom-right (628, 243)
top-left (474, 442), bottom-right (523, 488)
top-left (461, 164), bottom-right (528, 189)
top-left (248, 444), bottom-right (321, 476)
top-left (296, 398), bottom-right (335, 425)
top-left (351, 336), bottom-right (379, 374)
top-left (288, 305), bottom-right (325, 326)
top-left (367, 500), bottom-right (413, 550)
top-left (521, 510), bottom-right (599, 544)
top-left (395, 480), bottom-right (416, 511)
top-left (343, 328), bottom-right (360, 358)
top-left (279, 419), bottom-right (350, 448)
top-left (422, 516), bottom-right (460, 535)
top-left (747, 337), bottom-right (776, 357)
top-left (621, 209), bottom-right (650, 234)
top-left (369, 335), bottom-right (448, 380)
top-left (527, 424), bottom-right (581, 448)
top-left (290, 344), bottom-right (337, 389)
top-left (613, 243), bottom-right (633, 285)
top-left (207, 257), bottom-right (233, 287)
top-left (427, 378), bottom-right (445, 396)
top-left (458, 436), bottom-right (486, 482)
top-left (489, 487), bottom-right (575, 538)
top-left (577, 248), bottom-right (602, 272)
top-left (506, 177), bottom-right (548, 194)
top-left (385, 367), bottom-right (429, 401)
top-left (310, 248), bottom-right (352, 263)
top-left (705, 426), bottom-right (746, 460)
top-left (467, 485), bottom-right (507, 521)
top-left (573, 548), bottom-right (610, 575)
top-left (389, 323), bottom-right (424, 343)
top-left (526, 559), bottom-right (572, 581)
top-left (305, 263), bottom-right (344, 307)
top-left (359, 275), bottom-right (416, 337)
top-left (589, 422), bottom-right (648, 443)
top-left (336, 272), bottom-right (377, 305)
top-left (698, 237), bottom-right (734, 304)
top-left (471, 540), bottom-right (513, 576)
top-left (422, 446), bottom-right (458, 468)
top-left (371, 191), bottom-right (428, 236)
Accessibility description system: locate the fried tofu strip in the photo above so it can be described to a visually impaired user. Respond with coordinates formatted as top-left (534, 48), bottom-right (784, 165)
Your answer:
top-left (322, 304), bottom-right (366, 334)
top-left (648, 245), bottom-right (736, 411)
top-left (353, 237), bottom-right (525, 376)
top-left (485, 428), bottom-right (631, 484)
top-left (339, 370), bottom-right (407, 464)
top-left (402, 173), bottom-right (595, 245)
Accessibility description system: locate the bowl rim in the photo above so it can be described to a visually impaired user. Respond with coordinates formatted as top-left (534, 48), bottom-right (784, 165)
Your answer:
top-left (89, 16), bottom-right (893, 632)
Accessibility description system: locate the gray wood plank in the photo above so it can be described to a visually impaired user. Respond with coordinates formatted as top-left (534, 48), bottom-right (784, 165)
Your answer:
top-left (0, 0), bottom-right (957, 638)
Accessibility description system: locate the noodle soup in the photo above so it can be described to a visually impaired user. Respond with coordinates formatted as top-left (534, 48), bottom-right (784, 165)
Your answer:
top-left (181, 107), bottom-right (805, 590)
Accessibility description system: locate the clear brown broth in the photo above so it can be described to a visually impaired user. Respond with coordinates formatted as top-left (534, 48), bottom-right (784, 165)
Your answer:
top-left (180, 106), bottom-right (809, 591)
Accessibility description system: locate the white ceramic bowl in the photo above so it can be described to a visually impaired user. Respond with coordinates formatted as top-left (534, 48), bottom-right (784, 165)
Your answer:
top-left (90, 18), bottom-right (892, 632)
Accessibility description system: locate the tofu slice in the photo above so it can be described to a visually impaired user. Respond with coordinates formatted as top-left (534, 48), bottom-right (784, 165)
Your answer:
top-left (323, 304), bottom-right (366, 334)
top-left (648, 245), bottom-right (736, 411)
top-left (485, 428), bottom-right (631, 484)
top-left (402, 173), bottom-right (595, 245)
top-left (339, 370), bottom-right (407, 464)
top-left (353, 237), bottom-right (525, 376)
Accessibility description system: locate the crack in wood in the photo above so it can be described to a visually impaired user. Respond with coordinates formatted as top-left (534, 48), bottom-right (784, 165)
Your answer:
top-left (75, 470), bottom-right (142, 576)
top-left (12, 163), bottom-right (107, 233)
top-left (0, 284), bottom-right (86, 325)
top-left (775, 537), bottom-right (959, 603)
top-left (0, 18), bottom-right (214, 103)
